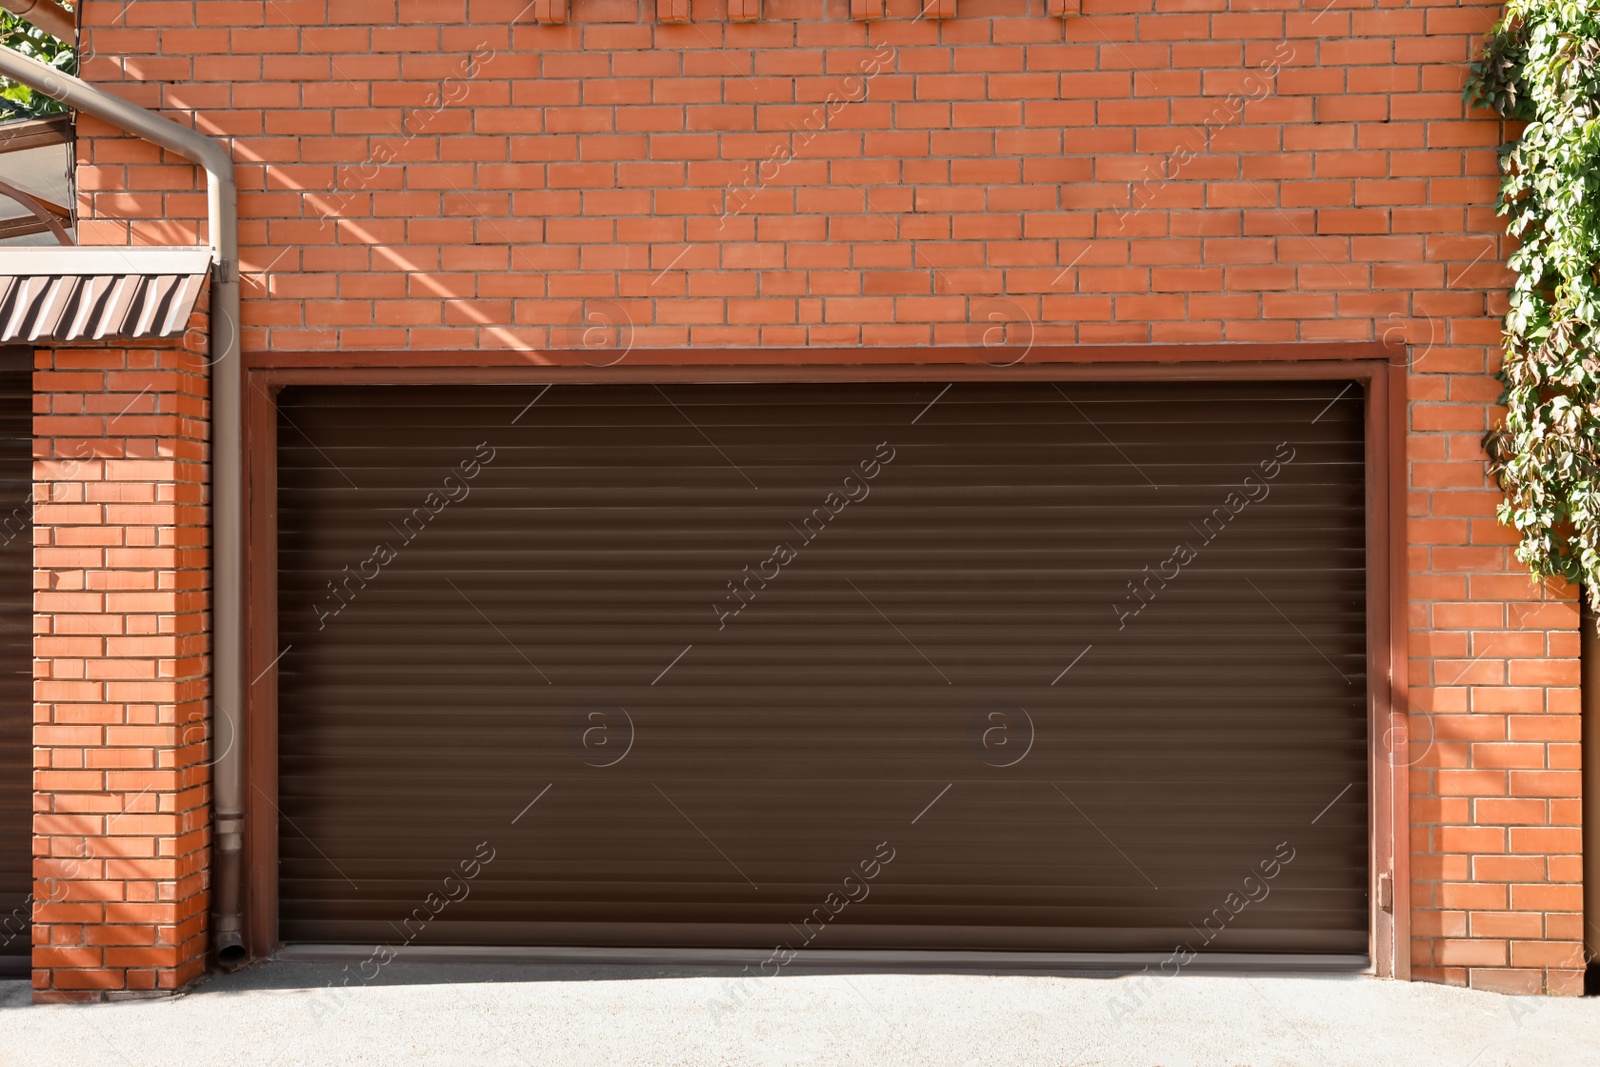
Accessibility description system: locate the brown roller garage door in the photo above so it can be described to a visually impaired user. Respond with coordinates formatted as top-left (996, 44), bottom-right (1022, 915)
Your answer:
top-left (275, 379), bottom-right (1370, 957)
top-left (0, 354), bottom-right (31, 967)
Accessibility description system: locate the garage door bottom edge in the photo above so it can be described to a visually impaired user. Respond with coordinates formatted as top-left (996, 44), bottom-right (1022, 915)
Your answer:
top-left (272, 944), bottom-right (1372, 973)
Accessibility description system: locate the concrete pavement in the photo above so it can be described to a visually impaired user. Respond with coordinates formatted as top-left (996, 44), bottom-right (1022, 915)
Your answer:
top-left (0, 963), bottom-right (1596, 1066)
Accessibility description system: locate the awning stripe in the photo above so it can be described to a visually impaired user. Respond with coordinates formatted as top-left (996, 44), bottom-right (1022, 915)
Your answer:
top-left (0, 245), bottom-right (211, 343)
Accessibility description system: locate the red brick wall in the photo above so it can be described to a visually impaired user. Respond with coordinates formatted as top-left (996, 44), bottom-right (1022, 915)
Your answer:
top-left (1407, 544), bottom-right (1585, 991)
top-left (32, 339), bottom-right (212, 1000)
top-left (51, 0), bottom-right (1584, 993)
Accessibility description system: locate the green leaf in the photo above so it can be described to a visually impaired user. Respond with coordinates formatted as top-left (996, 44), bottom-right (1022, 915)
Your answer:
top-left (1477, 0), bottom-right (1600, 605)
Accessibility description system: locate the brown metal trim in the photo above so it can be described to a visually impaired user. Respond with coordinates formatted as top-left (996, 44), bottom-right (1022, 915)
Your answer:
top-left (0, 176), bottom-right (71, 247)
top-left (250, 359), bottom-right (1395, 391)
top-left (242, 372), bottom-right (279, 959)
top-left (276, 943), bottom-right (1372, 971)
top-left (0, 266), bottom-right (209, 343)
top-left (1364, 368), bottom-right (1388, 975)
top-left (0, 217), bottom-right (54, 243)
top-left (0, 115), bottom-right (70, 154)
top-left (1359, 361), bottom-right (1408, 980)
top-left (245, 343), bottom-right (1393, 374)
top-left (239, 349), bottom-right (1408, 966)
top-left (1387, 357), bottom-right (1411, 981)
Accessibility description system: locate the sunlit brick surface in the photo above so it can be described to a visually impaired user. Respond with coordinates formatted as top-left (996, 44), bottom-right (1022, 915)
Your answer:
top-left (31, 333), bottom-right (212, 1001)
top-left (35, 0), bottom-right (1585, 995)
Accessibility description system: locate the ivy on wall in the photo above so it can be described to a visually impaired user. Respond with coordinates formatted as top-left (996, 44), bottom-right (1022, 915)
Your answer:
top-left (1469, 0), bottom-right (1600, 606)
top-left (0, 3), bottom-right (73, 119)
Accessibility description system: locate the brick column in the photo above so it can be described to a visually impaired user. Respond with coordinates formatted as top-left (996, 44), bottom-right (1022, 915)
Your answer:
top-left (32, 340), bottom-right (212, 1001)
top-left (1407, 347), bottom-right (1587, 995)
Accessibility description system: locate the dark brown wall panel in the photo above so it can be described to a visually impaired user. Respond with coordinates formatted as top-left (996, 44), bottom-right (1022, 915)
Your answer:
top-left (275, 380), bottom-right (1369, 956)
top-left (0, 354), bottom-right (32, 962)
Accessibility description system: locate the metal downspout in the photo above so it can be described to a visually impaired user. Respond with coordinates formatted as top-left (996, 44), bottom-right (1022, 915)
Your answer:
top-left (0, 47), bottom-right (244, 964)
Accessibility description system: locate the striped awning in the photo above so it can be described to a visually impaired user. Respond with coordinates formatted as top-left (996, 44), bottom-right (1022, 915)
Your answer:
top-left (0, 246), bottom-right (211, 342)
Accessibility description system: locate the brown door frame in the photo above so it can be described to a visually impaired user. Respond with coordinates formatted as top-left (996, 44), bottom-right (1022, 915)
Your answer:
top-left (241, 344), bottom-right (1410, 978)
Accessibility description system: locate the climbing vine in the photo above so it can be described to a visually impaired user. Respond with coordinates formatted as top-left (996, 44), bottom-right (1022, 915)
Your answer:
top-left (1469, 0), bottom-right (1600, 605)
top-left (0, 3), bottom-right (74, 118)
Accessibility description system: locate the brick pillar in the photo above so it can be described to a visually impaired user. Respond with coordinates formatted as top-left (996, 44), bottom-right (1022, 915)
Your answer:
top-left (1407, 348), bottom-right (1587, 995)
top-left (32, 340), bottom-right (211, 1001)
